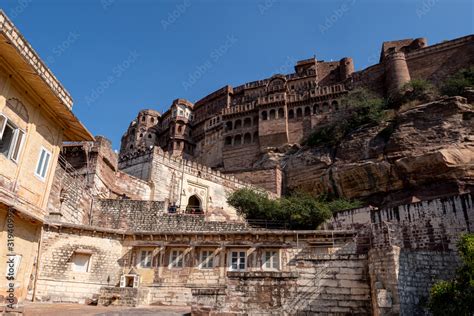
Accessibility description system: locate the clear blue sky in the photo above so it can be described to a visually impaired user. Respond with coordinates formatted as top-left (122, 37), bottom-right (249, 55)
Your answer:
top-left (2, 0), bottom-right (473, 148)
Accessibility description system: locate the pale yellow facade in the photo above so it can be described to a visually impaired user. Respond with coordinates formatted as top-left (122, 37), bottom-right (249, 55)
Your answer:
top-left (0, 10), bottom-right (93, 305)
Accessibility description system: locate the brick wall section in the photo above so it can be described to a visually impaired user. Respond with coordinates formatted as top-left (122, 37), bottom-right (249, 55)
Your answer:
top-left (92, 199), bottom-right (249, 231)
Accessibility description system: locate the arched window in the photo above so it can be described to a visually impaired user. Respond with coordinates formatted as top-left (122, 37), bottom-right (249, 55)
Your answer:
top-left (226, 121), bottom-right (233, 131)
top-left (177, 125), bottom-right (183, 134)
top-left (244, 133), bottom-right (252, 144)
top-left (313, 104), bottom-right (318, 114)
top-left (269, 109), bottom-right (276, 120)
top-left (150, 117), bottom-right (155, 123)
top-left (288, 109), bottom-right (294, 119)
top-left (332, 100), bottom-right (339, 111)
top-left (139, 133), bottom-right (143, 138)
top-left (186, 195), bottom-right (202, 214)
top-left (234, 119), bottom-right (242, 129)
top-left (304, 106), bottom-right (311, 116)
top-left (261, 111), bottom-right (268, 121)
top-left (244, 117), bottom-right (252, 127)
top-left (234, 135), bottom-right (242, 145)
top-left (322, 102), bottom-right (329, 112)
top-left (225, 136), bottom-right (232, 146)
top-left (278, 108), bottom-right (284, 118)
top-left (253, 116), bottom-right (258, 126)
top-left (129, 144), bottom-right (134, 149)
top-left (148, 134), bottom-right (152, 139)
top-left (141, 116), bottom-right (145, 122)
top-left (296, 108), bottom-right (303, 118)
top-left (253, 132), bottom-right (258, 143)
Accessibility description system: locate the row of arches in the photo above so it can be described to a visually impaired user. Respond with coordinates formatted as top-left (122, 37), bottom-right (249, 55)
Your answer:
top-left (224, 132), bottom-right (258, 146)
top-left (261, 108), bottom-right (285, 120)
top-left (261, 100), bottom-right (340, 121)
top-left (225, 116), bottom-right (258, 131)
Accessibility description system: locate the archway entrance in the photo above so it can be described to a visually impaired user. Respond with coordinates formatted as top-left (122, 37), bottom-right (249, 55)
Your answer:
top-left (186, 195), bottom-right (203, 214)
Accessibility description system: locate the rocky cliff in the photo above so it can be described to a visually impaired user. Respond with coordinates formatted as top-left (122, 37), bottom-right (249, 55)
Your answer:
top-left (282, 96), bottom-right (473, 206)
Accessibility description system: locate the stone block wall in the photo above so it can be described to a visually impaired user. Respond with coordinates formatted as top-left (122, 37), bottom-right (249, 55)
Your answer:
top-left (35, 227), bottom-right (125, 304)
top-left (228, 167), bottom-right (283, 196)
top-left (397, 249), bottom-right (461, 315)
top-left (368, 246), bottom-right (462, 316)
top-left (193, 241), bottom-right (372, 315)
top-left (46, 163), bottom-right (92, 225)
top-left (119, 148), bottom-right (265, 221)
top-left (93, 199), bottom-right (249, 231)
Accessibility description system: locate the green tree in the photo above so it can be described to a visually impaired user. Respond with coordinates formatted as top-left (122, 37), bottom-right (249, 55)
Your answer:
top-left (440, 66), bottom-right (474, 97)
top-left (428, 233), bottom-right (474, 315)
top-left (227, 189), bottom-right (362, 230)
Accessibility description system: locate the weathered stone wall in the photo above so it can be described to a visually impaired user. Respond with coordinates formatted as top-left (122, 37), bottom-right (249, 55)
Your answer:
top-left (329, 193), bottom-right (473, 315)
top-left (92, 199), bottom-right (249, 231)
top-left (47, 138), bottom-right (153, 225)
top-left (331, 193), bottom-right (473, 251)
top-left (35, 227), bottom-right (125, 304)
top-left (46, 163), bottom-right (92, 225)
top-left (193, 243), bottom-right (372, 315)
top-left (119, 148), bottom-right (265, 221)
top-left (406, 35), bottom-right (474, 85)
top-left (228, 167), bottom-right (283, 196)
top-left (368, 246), bottom-right (462, 316)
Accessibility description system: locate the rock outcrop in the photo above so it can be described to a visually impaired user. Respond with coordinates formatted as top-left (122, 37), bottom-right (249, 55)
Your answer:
top-left (284, 96), bottom-right (473, 206)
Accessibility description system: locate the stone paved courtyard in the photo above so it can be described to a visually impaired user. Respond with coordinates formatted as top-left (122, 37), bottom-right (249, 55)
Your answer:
top-left (17, 303), bottom-right (190, 316)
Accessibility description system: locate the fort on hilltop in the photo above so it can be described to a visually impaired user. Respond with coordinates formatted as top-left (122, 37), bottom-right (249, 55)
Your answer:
top-left (119, 35), bottom-right (474, 197)
top-left (1, 8), bottom-right (473, 315)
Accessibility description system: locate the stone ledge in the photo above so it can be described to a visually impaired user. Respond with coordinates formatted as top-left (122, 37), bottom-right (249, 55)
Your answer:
top-left (191, 288), bottom-right (226, 296)
top-left (226, 271), bottom-right (299, 279)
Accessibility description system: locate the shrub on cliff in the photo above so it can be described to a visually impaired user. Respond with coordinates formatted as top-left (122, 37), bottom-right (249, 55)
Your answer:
top-left (304, 88), bottom-right (386, 147)
top-left (428, 233), bottom-right (474, 315)
top-left (440, 66), bottom-right (474, 97)
top-left (399, 79), bottom-right (438, 102)
top-left (227, 189), bottom-right (361, 229)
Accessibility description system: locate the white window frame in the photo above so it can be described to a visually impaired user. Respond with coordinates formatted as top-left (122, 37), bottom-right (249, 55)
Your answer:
top-left (199, 249), bottom-right (214, 269)
top-left (169, 249), bottom-right (184, 269)
top-left (228, 250), bottom-right (247, 271)
top-left (120, 274), bottom-right (139, 288)
top-left (71, 252), bottom-right (91, 273)
top-left (138, 249), bottom-right (153, 268)
top-left (262, 250), bottom-right (280, 271)
top-left (34, 147), bottom-right (52, 181)
top-left (0, 113), bottom-right (26, 163)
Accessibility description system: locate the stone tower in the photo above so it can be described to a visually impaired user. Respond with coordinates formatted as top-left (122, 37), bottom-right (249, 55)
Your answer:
top-left (120, 109), bottom-right (161, 157)
top-left (384, 51), bottom-right (411, 95)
